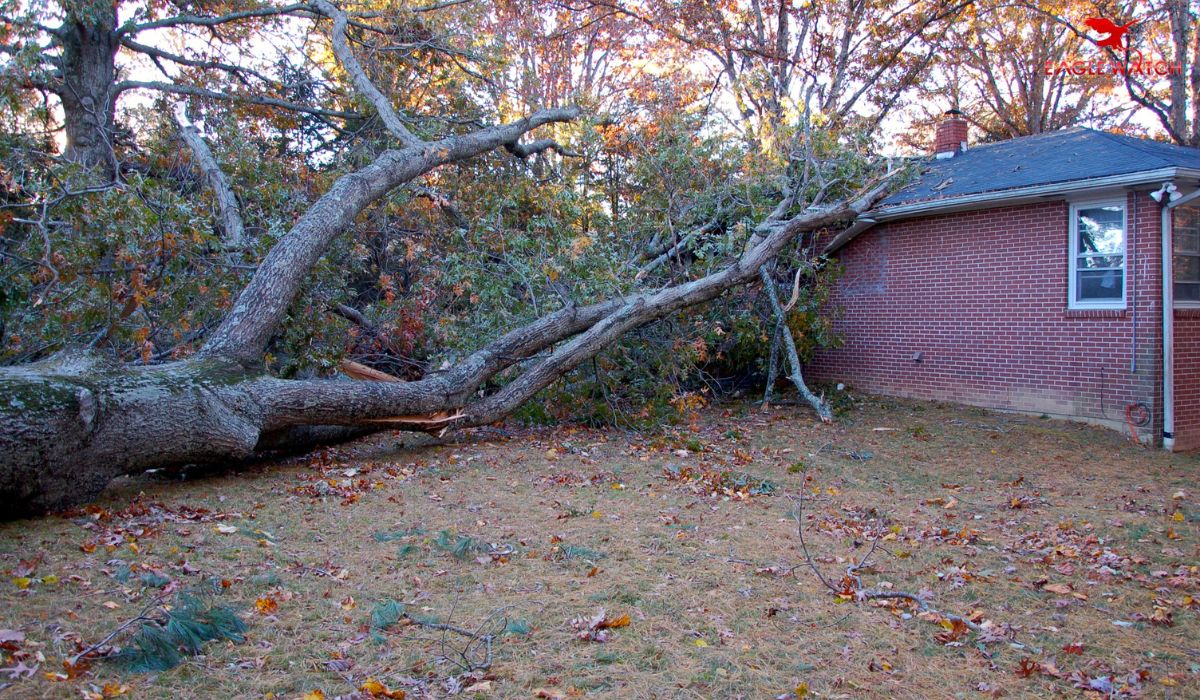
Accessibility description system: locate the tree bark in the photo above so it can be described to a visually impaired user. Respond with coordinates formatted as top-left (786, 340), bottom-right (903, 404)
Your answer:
top-left (0, 173), bottom-right (889, 517)
top-left (58, 3), bottom-right (120, 176)
top-left (1, 2), bottom-right (895, 519)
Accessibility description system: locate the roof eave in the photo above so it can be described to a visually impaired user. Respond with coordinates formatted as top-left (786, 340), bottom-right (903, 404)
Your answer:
top-left (870, 166), bottom-right (1200, 222)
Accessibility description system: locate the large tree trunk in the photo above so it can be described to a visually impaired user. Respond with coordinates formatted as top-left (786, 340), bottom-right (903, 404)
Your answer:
top-left (0, 2), bottom-right (892, 518)
top-left (58, 3), bottom-right (120, 176)
top-left (0, 175), bottom-right (888, 517)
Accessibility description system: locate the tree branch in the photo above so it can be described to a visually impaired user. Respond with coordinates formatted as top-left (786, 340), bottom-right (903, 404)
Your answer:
top-left (759, 263), bottom-right (831, 421)
top-left (113, 80), bottom-right (359, 120)
top-left (198, 106), bottom-right (582, 365)
top-left (314, 0), bottom-right (422, 146)
top-left (173, 105), bottom-right (245, 248)
top-left (120, 38), bottom-right (278, 87)
top-left (120, 3), bottom-right (312, 36)
top-left (505, 137), bottom-right (581, 158)
top-left (451, 176), bottom-right (894, 428)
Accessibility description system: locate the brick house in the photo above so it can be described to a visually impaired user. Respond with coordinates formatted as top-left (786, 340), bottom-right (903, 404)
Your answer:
top-left (808, 112), bottom-right (1200, 450)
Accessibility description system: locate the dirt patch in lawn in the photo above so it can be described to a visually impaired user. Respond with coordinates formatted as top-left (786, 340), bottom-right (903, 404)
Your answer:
top-left (0, 395), bottom-right (1197, 699)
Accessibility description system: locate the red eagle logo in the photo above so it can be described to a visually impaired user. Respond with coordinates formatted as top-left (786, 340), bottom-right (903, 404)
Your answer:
top-left (1084, 17), bottom-right (1137, 50)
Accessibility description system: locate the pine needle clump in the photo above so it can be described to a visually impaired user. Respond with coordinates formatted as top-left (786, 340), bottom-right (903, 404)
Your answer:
top-left (112, 593), bottom-right (247, 672)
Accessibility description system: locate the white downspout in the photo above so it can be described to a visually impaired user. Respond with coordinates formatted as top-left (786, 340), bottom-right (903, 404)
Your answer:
top-left (1159, 185), bottom-right (1200, 449)
top-left (1162, 203), bottom-right (1175, 450)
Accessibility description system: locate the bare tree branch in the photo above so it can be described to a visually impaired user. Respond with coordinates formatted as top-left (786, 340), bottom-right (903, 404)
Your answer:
top-left (119, 38), bottom-right (279, 88)
top-left (173, 105), bottom-right (245, 249)
top-left (120, 3), bottom-right (312, 36)
top-left (314, 0), bottom-right (422, 146)
top-left (759, 263), bottom-right (830, 421)
top-left (505, 137), bottom-right (581, 158)
top-left (113, 80), bottom-right (359, 120)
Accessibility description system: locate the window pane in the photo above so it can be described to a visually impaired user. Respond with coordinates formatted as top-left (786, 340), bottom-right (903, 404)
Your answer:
top-left (1077, 269), bottom-right (1123, 300)
top-left (1078, 254), bottom-right (1123, 269)
top-left (1077, 205), bottom-right (1124, 255)
top-left (1177, 207), bottom-right (1200, 254)
top-left (1176, 282), bottom-right (1200, 302)
top-left (1176, 227), bottom-right (1200, 254)
top-left (1175, 255), bottom-right (1200, 283)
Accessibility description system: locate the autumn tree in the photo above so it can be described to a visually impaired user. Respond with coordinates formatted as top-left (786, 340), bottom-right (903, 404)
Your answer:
top-left (1092, 0), bottom-right (1199, 146)
top-left (900, 0), bottom-right (1130, 147)
top-left (0, 0), bottom-right (894, 516)
top-left (599, 0), bottom-right (974, 148)
top-left (0, 1), bottom-right (375, 178)
top-left (993, 0), bottom-right (1200, 145)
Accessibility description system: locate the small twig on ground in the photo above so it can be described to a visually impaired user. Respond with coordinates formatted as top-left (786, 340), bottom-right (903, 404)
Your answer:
top-left (789, 468), bottom-right (1038, 651)
top-left (69, 594), bottom-right (168, 666)
top-left (396, 602), bottom-right (507, 674)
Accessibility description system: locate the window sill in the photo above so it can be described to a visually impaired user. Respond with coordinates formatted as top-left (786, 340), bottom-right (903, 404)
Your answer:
top-left (1174, 307), bottom-right (1200, 318)
top-left (1064, 308), bottom-right (1127, 318)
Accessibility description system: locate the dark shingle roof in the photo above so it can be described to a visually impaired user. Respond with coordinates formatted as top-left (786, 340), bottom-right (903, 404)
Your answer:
top-left (880, 128), bottom-right (1200, 208)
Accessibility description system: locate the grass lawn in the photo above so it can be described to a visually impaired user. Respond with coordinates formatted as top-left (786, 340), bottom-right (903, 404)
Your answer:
top-left (0, 395), bottom-right (1197, 699)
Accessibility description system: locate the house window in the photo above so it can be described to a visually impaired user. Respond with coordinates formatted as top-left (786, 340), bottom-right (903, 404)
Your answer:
top-left (1175, 206), bottom-right (1200, 305)
top-left (1069, 201), bottom-right (1126, 309)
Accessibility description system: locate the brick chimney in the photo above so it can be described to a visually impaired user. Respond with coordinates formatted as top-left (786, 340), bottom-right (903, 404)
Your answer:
top-left (934, 109), bottom-right (968, 159)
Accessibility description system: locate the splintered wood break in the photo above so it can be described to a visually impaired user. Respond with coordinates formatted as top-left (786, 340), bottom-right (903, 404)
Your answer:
top-left (361, 411), bottom-right (464, 438)
top-left (338, 359), bottom-right (404, 383)
top-left (339, 360), bottom-right (456, 435)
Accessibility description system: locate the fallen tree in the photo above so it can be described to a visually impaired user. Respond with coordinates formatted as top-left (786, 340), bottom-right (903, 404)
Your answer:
top-left (0, 3), bottom-right (892, 517)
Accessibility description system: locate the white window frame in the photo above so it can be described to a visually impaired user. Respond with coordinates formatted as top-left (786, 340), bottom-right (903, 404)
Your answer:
top-left (1068, 199), bottom-right (1127, 310)
top-left (1173, 205), bottom-right (1200, 308)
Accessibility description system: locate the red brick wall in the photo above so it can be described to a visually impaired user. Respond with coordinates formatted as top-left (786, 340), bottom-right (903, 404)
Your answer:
top-left (1172, 310), bottom-right (1200, 450)
top-left (809, 192), bottom-right (1163, 440)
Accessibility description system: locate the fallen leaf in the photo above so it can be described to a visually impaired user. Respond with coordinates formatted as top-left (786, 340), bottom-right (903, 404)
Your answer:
top-left (303, 691), bottom-right (326, 700)
top-left (255, 597), bottom-right (278, 615)
top-left (600, 614), bottom-right (630, 629)
top-left (0, 659), bottom-right (38, 679)
top-left (215, 524), bottom-right (238, 534)
top-left (360, 678), bottom-right (405, 698)
top-left (935, 618), bottom-right (969, 644)
top-left (1151, 606), bottom-right (1173, 626)
top-left (1016, 657), bottom-right (1038, 678)
top-left (96, 682), bottom-right (130, 698)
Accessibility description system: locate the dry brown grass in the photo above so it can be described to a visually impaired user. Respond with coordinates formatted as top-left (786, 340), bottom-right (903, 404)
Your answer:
top-left (0, 395), bottom-right (1197, 699)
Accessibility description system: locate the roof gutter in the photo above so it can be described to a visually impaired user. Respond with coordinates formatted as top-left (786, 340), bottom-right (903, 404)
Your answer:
top-left (821, 217), bottom-right (877, 255)
top-left (873, 167), bottom-right (1200, 222)
top-left (822, 166), bottom-right (1200, 255)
